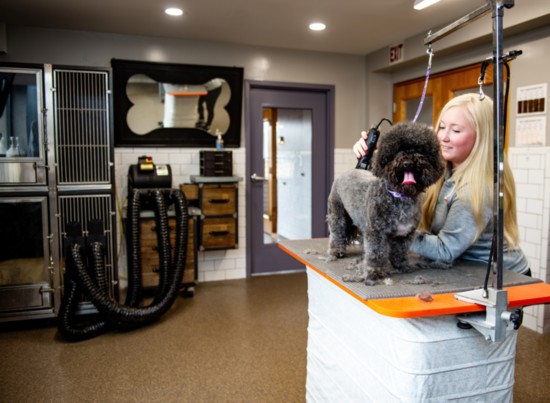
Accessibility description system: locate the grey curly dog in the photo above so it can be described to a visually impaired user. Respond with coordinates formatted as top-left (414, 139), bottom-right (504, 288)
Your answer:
top-left (327, 121), bottom-right (445, 285)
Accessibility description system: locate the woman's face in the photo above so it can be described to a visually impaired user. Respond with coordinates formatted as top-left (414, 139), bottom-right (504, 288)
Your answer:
top-left (437, 105), bottom-right (477, 170)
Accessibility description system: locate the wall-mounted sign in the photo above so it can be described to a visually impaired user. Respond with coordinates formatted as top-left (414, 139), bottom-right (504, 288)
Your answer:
top-left (516, 116), bottom-right (546, 146)
top-left (389, 43), bottom-right (405, 65)
top-left (516, 83), bottom-right (547, 115)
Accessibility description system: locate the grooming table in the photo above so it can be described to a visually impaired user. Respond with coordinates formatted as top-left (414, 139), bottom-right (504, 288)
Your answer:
top-left (279, 238), bottom-right (550, 402)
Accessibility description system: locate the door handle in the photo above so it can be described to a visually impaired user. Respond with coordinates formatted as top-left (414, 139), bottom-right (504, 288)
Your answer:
top-left (250, 173), bottom-right (266, 182)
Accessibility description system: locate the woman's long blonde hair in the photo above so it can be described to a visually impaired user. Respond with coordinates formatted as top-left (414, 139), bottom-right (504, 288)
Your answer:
top-left (418, 93), bottom-right (520, 248)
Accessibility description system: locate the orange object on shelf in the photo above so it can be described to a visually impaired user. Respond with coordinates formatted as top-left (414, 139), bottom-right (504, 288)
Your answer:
top-left (166, 91), bottom-right (207, 96)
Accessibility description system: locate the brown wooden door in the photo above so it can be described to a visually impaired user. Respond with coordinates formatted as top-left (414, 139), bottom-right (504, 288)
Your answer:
top-left (393, 63), bottom-right (494, 127)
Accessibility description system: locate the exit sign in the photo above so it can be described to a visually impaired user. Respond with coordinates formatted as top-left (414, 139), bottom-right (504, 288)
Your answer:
top-left (389, 43), bottom-right (405, 64)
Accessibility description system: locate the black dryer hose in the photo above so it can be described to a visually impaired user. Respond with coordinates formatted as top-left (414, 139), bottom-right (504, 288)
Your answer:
top-left (58, 188), bottom-right (188, 341)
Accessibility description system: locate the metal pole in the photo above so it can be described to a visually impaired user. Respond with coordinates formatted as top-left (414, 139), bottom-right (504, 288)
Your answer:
top-left (444, 0), bottom-right (517, 343)
top-left (424, 0), bottom-right (514, 291)
top-left (424, 3), bottom-right (492, 46)
top-left (492, 0), bottom-right (505, 291)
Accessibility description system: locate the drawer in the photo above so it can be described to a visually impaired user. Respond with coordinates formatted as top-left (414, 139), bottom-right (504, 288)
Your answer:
top-left (140, 220), bottom-right (195, 260)
top-left (140, 239), bottom-right (195, 267)
top-left (200, 217), bottom-right (237, 250)
top-left (200, 151), bottom-right (232, 177)
top-left (139, 218), bottom-right (176, 241)
top-left (140, 217), bottom-right (195, 242)
top-left (139, 217), bottom-right (196, 287)
top-left (200, 184), bottom-right (236, 216)
top-left (201, 185), bottom-right (237, 216)
top-left (201, 165), bottom-right (232, 177)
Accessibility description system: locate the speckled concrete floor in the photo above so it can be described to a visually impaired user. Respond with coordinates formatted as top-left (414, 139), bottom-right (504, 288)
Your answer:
top-left (0, 272), bottom-right (548, 402)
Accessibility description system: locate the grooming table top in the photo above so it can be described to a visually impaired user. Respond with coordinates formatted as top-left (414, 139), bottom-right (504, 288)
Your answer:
top-left (279, 238), bottom-right (550, 318)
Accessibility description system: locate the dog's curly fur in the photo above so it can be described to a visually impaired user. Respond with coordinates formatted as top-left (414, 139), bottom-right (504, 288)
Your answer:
top-left (327, 121), bottom-right (445, 284)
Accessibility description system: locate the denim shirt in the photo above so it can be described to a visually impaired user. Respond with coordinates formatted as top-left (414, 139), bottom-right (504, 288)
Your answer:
top-left (410, 173), bottom-right (530, 274)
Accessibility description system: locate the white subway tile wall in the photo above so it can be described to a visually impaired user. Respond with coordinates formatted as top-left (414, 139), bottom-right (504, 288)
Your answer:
top-left (509, 147), bottom-right (550, 333)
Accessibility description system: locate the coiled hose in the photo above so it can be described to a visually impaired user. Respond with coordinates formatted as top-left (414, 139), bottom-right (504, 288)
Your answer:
top-left (58, 188), bottom-right (188, 341)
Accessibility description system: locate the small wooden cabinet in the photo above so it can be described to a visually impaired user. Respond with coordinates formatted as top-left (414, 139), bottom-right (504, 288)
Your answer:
top-left (139, 215), bottom-right (197, 289)
top-left (181, 176), bottom-right (241, 251)
top-left (126, 205), bottom-right (200, 295)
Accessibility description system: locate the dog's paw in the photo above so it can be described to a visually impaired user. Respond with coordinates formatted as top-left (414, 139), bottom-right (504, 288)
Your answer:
top-left (391, 263), bottom-right (416, 274)
top-left (327, 248), bottom-right (346, 260)
top-left (364, 274), bottom-right (394, 287)
top-left (365, 268), bottom-right (390, 282)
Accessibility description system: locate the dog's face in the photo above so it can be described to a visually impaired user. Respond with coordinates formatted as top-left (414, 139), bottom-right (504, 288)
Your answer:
top-left (371, 121), bottom-right (444, 197)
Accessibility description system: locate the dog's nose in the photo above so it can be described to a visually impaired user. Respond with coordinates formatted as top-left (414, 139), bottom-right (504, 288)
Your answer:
top-left (402, 161), bottom-right (413, 170)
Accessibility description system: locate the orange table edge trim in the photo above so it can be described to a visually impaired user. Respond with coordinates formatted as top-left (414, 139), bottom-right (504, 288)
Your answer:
top-left (278, 242), bottom-right (550, 319)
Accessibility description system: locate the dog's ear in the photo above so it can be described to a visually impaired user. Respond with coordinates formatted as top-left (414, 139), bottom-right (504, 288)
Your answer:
top-left (370, 145), bottom-right (384, 177)
top-left (370, 131), bottom-right (388, 177)
top-left (370, 122), bottom-right (410, 177)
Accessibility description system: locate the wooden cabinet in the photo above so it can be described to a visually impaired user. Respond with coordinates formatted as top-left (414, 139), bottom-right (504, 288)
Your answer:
top-left (138, 213), bottom-right (198, 292)
top-left (181, 177), bottom-right (241, 251)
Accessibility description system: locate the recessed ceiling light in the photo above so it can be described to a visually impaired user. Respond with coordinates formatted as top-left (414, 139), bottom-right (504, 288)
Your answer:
top-left (165, 7), bottom-right (183, 16)
top-left (309, 22), bottom-right (326, 31)
top-left (413, 0), bottom-right (441, 10)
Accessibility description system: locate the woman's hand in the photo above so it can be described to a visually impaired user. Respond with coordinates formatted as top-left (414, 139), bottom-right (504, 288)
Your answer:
top-left (353, 130), bottom-right (369, 158)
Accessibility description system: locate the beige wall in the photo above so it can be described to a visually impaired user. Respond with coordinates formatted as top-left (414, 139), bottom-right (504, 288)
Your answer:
top-left (0, 24), bottom-right (368, 283)
top-left (0, 25), bottom-right (366, 149)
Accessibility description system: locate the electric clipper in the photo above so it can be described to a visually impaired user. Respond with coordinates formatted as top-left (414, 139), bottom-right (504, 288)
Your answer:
top-left (355, 118), bottom-right (392, 170)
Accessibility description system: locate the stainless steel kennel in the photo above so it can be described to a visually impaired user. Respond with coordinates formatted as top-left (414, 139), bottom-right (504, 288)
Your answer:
top-left (0, 63), bottom-right (118, 321)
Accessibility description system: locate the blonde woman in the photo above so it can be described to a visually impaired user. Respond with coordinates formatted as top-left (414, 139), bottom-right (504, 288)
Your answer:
top-left (353, 93), bottom-right (530, 274)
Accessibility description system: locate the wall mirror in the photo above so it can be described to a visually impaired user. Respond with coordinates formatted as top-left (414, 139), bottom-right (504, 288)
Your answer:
top-left (112, 59), bottom-right (243, 148)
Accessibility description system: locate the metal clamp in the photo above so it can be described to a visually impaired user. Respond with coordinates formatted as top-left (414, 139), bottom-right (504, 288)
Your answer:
top-left (455, 287), bottom-right (520, 342)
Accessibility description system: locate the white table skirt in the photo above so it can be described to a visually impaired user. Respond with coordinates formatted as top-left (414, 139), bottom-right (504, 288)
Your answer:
top-left (306, 267), bottom-right (516, 403)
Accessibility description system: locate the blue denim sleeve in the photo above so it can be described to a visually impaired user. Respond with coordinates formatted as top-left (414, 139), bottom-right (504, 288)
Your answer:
top-left (410, 194), bottom-right (490, 262)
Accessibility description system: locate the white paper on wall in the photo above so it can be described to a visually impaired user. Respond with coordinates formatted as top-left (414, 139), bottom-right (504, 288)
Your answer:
top-left (515, 116), bottom-right (546, 146)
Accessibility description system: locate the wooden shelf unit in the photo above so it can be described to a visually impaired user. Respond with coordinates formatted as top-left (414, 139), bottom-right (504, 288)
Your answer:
top-left (181, 176), bottom-right (241, 251)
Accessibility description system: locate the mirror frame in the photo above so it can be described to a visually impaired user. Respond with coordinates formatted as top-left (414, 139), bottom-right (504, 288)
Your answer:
top-left (112, 59), bottom-right (243, 148)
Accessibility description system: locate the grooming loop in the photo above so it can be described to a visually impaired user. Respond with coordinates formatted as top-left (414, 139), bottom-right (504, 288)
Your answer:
top-left (477, 56), bottom-right (492, 101)
top-left (412, 42), bottom-right (434, 123)
top-left (478, 76), bottom-right (486, 100)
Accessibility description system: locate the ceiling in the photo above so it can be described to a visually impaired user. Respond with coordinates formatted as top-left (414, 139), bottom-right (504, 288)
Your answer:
top-left (0, 0), bottom-right (491, 55)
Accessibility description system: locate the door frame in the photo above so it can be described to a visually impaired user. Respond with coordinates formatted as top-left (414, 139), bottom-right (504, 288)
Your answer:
top-left (244, 80), bottom-right (335, 276)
